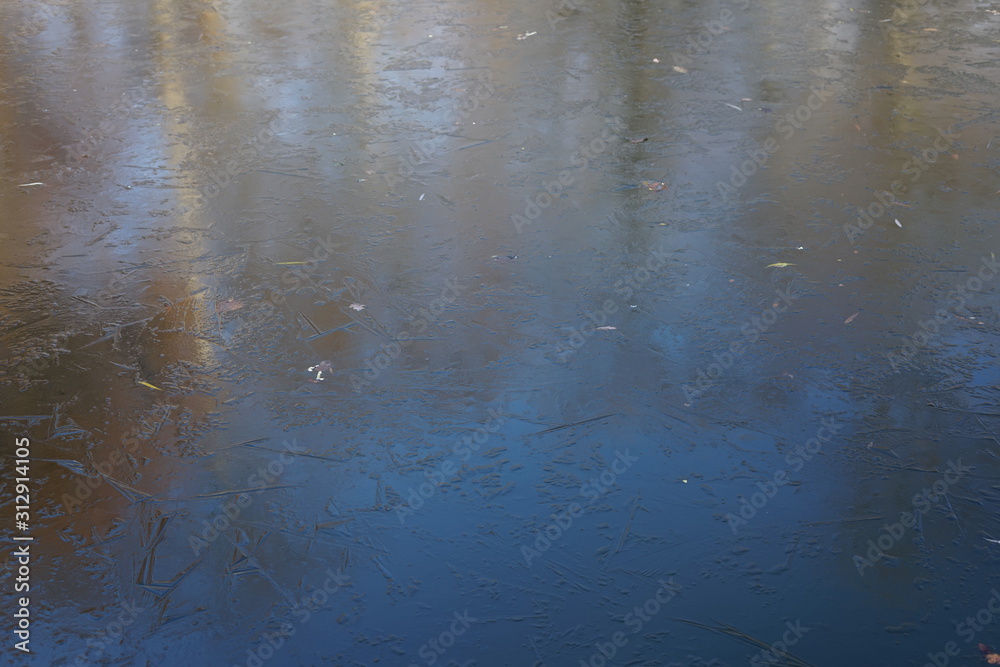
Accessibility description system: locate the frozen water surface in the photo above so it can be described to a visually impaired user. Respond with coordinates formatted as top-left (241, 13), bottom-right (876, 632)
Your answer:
top-left (1, 0), bottom-right (999, 665)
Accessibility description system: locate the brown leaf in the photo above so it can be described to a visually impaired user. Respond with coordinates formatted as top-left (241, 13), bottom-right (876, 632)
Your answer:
top-left (978, 644), bottom-right (999, 663)
top-left (307, 360), bottom-right (333, 382)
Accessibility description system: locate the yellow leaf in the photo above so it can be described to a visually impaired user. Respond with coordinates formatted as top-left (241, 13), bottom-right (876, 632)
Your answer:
top-left (138, 381), bottom-right (162, 391)
top-left (276, 261), bottom-right (308, 265)
top-left (766, 263), bottom-right (796, 268)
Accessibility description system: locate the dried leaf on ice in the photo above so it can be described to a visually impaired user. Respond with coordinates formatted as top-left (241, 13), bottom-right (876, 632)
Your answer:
top-left (596, 326), bottom-right (617, 331)
top-left (640, 180), bottom-right (667, 191)
top-left (766, 262), bottom-right (796, 268)
top-left (979, 645), bottom-right (1000, 664)
top-left (308, 360), bottom-right (333, 382)
top-left (138, 380), bottom-right (162, 391)
top-left (844, 312), bottom-right (859, 325)
top-left (349, 303), bottom-right (366, 311)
